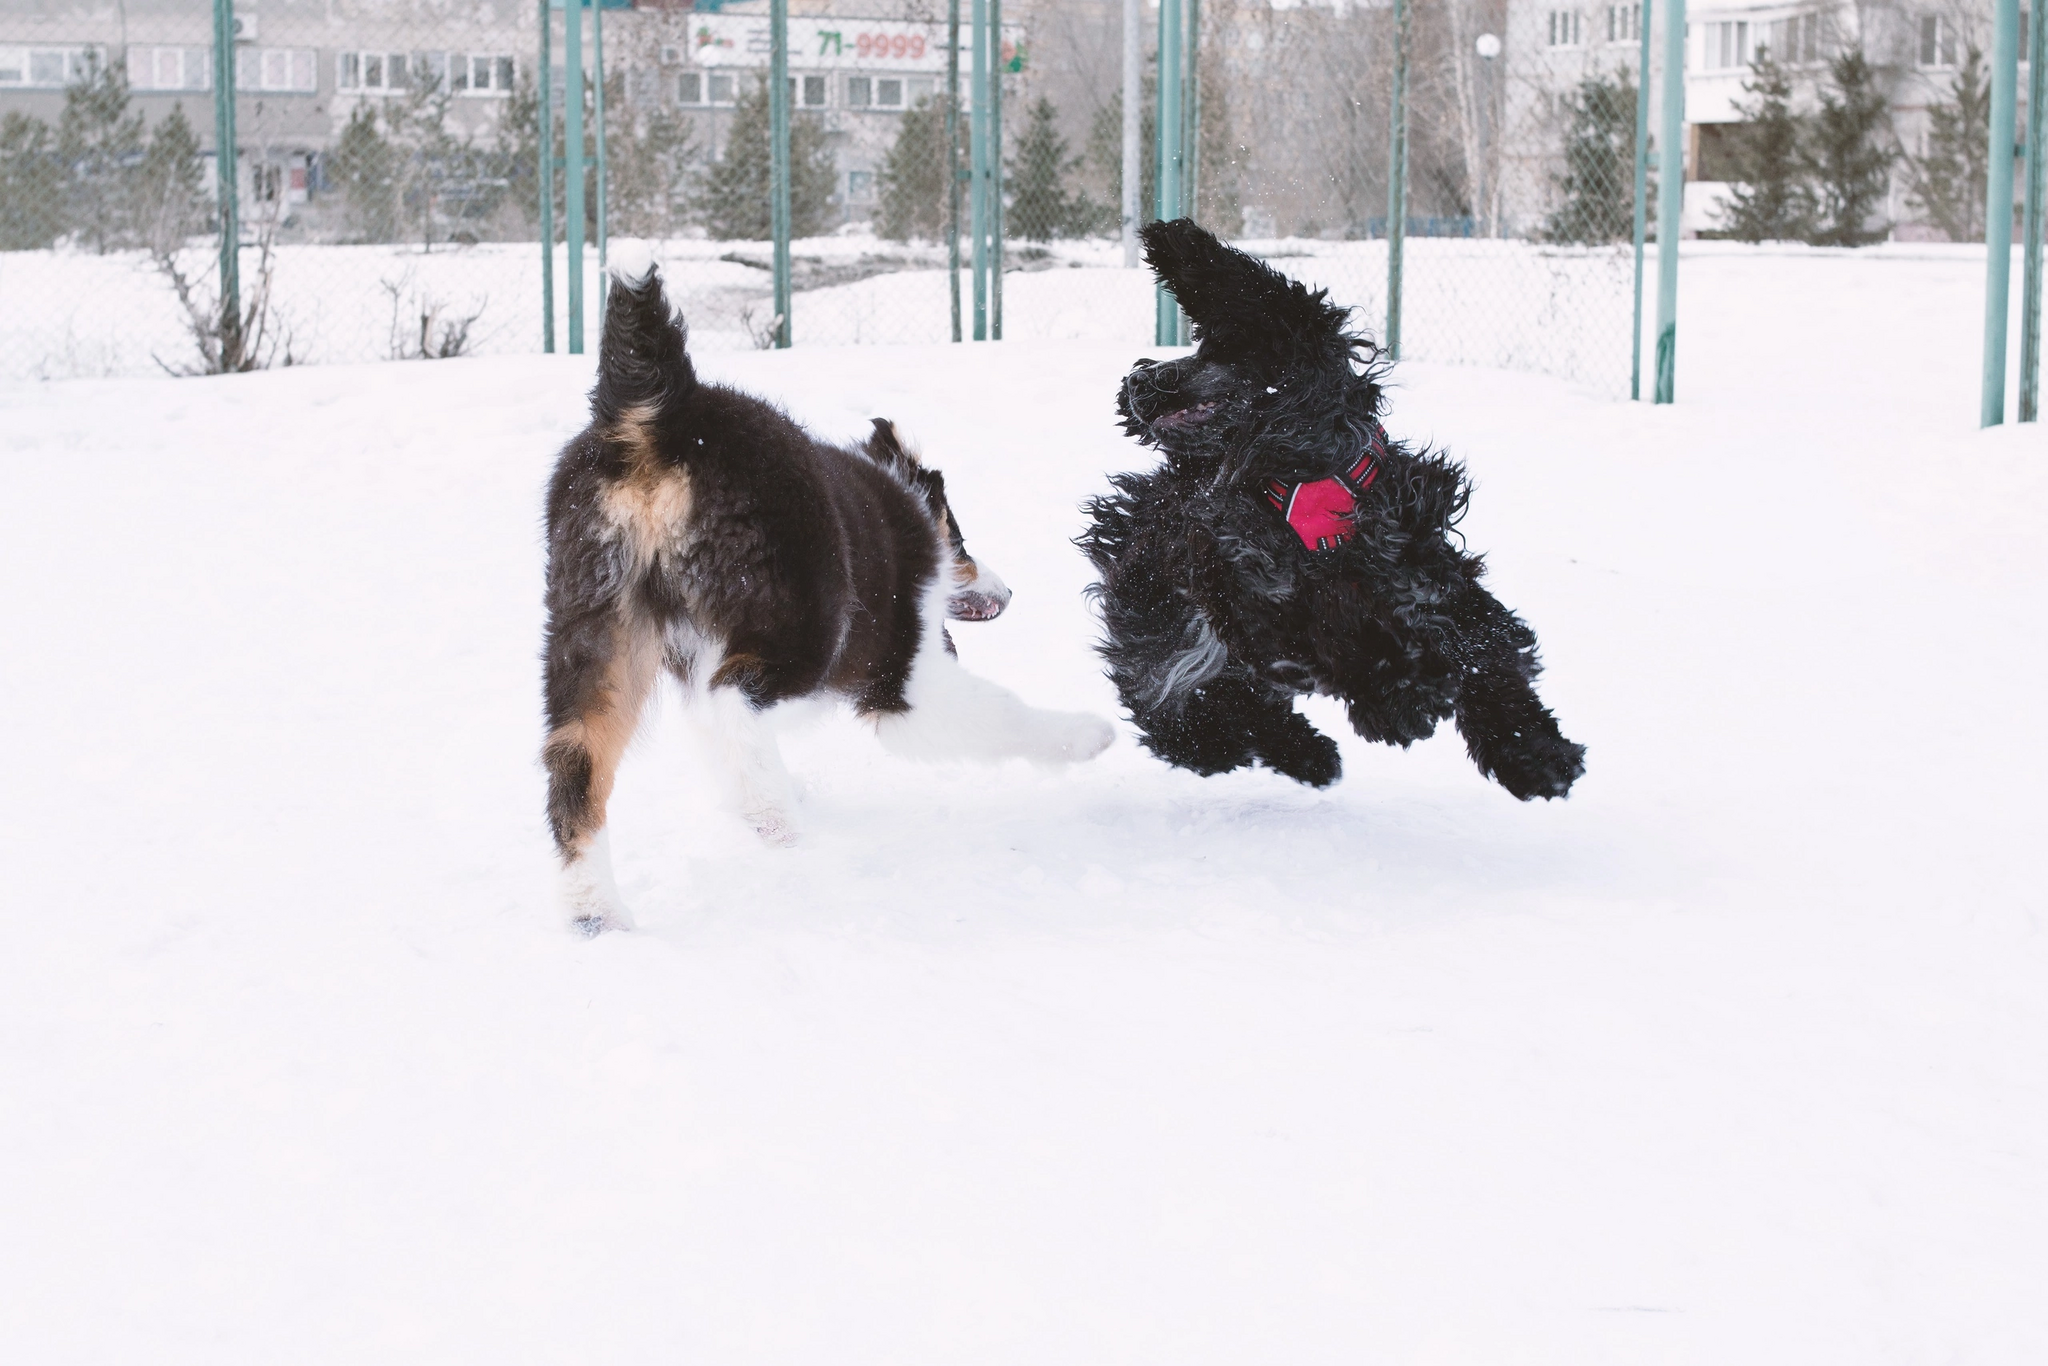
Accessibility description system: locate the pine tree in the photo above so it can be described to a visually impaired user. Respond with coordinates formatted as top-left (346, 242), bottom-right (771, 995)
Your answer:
top-left (1007, 96), bottom-right (1094, 240)
top-left (1719, 49), bottom-right (1812, 242)
top-left (1804, 47), bottom-right (1896, 246)
top-left (1905, 45), bottom-right (1990, 241)
top-left (132, 103), bottom-right (207, 255)
top-left (606, 92), bottom-right (698, 238)
top-left (327, 104), bottom-right (400, 242)
top-left (1546, 71), bottom-right (1637, 244)
top-left (57, 55), bottom-right (145, 252)
top-left (700, 76), bottom-right (837, 241)
top-left (876, 93), bottom-right (953, 242)
top-left (0, 111), bottom-right (64, 250)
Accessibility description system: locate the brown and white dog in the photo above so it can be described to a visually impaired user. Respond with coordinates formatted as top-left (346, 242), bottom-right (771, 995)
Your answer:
top-left (541, 259), bottom-right (1113, 932)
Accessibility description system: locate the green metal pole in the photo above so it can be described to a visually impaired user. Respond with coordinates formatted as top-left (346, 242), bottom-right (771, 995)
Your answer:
top-left (1155, 0), bottom-right (1182, 346)
top-left (210, 0), bottom-right (240, 365)
top-left (770, 0), bottom-right (792, 348)
top-left (564, 0), bottom-right (585, 354)
top-left (1385, 0), bottom-right (1407, 360)
top-left (991, 0), bottom-right (1004, 341)
top-left (947, 0), bottom-right (962, 343)
top-left (539, 0), bottom-right (554, 353)
top-left (1179, 0), bottom-right (1198, 346)
top-left (592, 0), bottom-right (608, 330)
top-left (970, 0), bottom-right (989, 340)
top-left (1984, 0), bottom-right (2020, 424)
top-left (2023, 0), bottom-right (2046, 420)
top-left (1653, 0), bottom-right (1685, 404)
top-left (1630, 0), bottom-right (1653, 400)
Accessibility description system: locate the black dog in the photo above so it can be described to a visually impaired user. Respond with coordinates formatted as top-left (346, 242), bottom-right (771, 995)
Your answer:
top-left (1076, 219), bottom-right (1584, 799)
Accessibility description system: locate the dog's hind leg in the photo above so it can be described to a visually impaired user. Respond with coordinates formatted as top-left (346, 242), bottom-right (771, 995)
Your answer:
top-left (1443, 586), bottom-right (1585, 801)
top-left (679, 676), bottom-right (803, 846)
top-left (543, 609), bottom-right (661, 933)
top-left (872, 649), bottom-right (1114, 768)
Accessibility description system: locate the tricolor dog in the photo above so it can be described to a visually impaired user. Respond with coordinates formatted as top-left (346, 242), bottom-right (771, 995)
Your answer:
top-left (542, 258), bottom-right (1113, 932)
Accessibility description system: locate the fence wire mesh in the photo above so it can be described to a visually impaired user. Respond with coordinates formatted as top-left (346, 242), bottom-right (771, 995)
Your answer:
top-left (3, 0), bottom-right (1651, 394)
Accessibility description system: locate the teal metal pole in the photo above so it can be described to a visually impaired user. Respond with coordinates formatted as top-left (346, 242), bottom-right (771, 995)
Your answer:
top-left (2023, 0), bottom-right (2046, 420)
top-left (564, 0), bottom-right (585, 354)
top-left (539, 0), bottom-right (554, 352)
top-left (971, 0), bottom-right (989, 340)
top-left (1155, 0), bottom-right (1182, 345)
top-left (1385, 0), bottom-right (1407, 359)
top-left (991, 0), bottom-right (1004, 341)
top-left (592, 0), bottom-right (608, 330)
top-left (210, 0), bottom-right (240, 364)
top-left (947, 0), bottom-right (962, 343)
top-left (1984, 0), bottom-right (2020, 424)
top-left (1630, 0), bottom-right (1653, 400)
top-left (1179, 0), bottom-right (1199, 346)
top-left (770, 0), bottom-right (791, 347)
top-left (1653, 0), bottom-right (1684, 403)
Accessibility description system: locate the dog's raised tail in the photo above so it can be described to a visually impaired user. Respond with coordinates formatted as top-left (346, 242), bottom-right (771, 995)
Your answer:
top-left (593, 248), bottom-right (697, 428)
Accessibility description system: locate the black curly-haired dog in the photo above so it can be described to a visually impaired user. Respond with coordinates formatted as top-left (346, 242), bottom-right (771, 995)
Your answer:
top-left (1076, 219), bottom-right (1585, 799)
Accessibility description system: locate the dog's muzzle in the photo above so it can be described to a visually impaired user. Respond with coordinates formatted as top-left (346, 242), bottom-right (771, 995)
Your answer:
top-left (947, 562), bottom-right (1012, 621)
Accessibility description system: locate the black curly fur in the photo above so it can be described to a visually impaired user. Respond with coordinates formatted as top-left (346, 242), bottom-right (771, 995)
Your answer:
top-left (1076, 218), bottom-right (1585, 799)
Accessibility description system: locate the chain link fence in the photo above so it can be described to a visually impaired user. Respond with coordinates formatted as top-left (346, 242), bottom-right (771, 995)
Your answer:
top-left (3, 0), bottom-right (1648, 392)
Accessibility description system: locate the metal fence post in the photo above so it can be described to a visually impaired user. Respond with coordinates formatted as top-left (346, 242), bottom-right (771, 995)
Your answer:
top-left (2020, 0), bottom-right (2044, 421)
top-left (991, 0), bottom-right (1004, 341)
top-left (210, 0), bottom-right (241, 363)
top-left (1631, 0), bottom-right (1653, 401)
top-left (1386, 0), bottom-right (1408, 360)
top-left (564, 0), bottom-right (586, 354)
top-left (1179, 0), bottom-right (1199, 346)
top-left (1653, 0), bottom-right (1685, 404)
top-left (970, 0), bottom-right (989, 340)
top-left (948, 0), bottom-right (963, 343)
top-left (1155, 0), bottom-right (1183, 346)
top-left (1122, 0), bottom-right (1141, 266)
top-left (592, 0), bottom-right (608, 329)
top-left (770, 0), bottom-right (792, 348)
top-left (1985, 0), bottom-right (2019, 425)
top-left (540, 0), bottom-right (555, 353)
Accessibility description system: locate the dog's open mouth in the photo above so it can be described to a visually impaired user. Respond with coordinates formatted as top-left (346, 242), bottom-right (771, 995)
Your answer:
top-left (1151, 400), bottom-right (1220, 431)
top-left (947, 589), bottom-right (1009, 621)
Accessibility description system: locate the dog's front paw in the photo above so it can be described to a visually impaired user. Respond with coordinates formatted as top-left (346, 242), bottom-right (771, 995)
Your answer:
top-left (1034, 711), bottom-right (1116, 766)
top-left (1256, 713), bottom-right (1343, 788)
top-left (1492, 733), bottom-right (1587, 801)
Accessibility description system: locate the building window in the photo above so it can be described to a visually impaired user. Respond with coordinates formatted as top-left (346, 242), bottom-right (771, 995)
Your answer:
top-left (847, 169), bottom-right (875, 202)
top-left (847, 74), bottom-right (871, 107)
top-left (876, 77), bottom-right (904, 107)
top-left (338, 51), bottom-right (412, 92)
top-left (463, 55), bottom-right (516, 94)
top-left (679, 71), bottom-right (704, 103)
top-left (130, 46), bottom-right (211, 91)
top-left (709, 72), bottom-right (736, 104)
top-left (1606, 5), bottom-right (1639, 43)
top-left (1705, 20), bottom-right (1752, 69)
top-left (1918, 15), bottom-right (1959, 68)
top-left (802, 73), bottom-right (827, 106)
top-left (1547, 10), bottom-right (1583, 47)
top-left (0, 46), bottom-right (103, 88)
top-left (907, 77), bottom-right (935, 106)
top-left (237, 47), bottom-right (316, 93)
top-left (1763, 12), bottom-right (1821, 65)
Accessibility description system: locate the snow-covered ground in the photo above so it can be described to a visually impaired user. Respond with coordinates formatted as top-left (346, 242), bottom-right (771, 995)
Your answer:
top-left (2, 251), bottom-right (2044, 1363)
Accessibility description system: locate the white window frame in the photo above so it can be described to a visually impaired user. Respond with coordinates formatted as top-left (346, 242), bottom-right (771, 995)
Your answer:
top-left (706, 71), bottom-right (737, 105)
top-left (129, 45), bottom-right (212, 92)
top-left (1606, 4), bottom-right (1640, 44)
top-left (1704, 20), bottom-right (1752, 70)
top-left (0, 45), bottom-right (105, 88)
top-left (235, 46), bottom-right (316, 93)
top-left (1547, 10), bottom-right (1584, 47)
top-left (1918, 14), bottom-right (1959, 68)
top-left (875, 75), bottom-right (905, 107)
top-left (846, 74), bottom-right (872, 107)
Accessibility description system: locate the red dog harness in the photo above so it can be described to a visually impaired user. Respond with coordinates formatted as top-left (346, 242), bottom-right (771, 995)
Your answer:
top-left (1261, 422), bottom-right (1388, 552)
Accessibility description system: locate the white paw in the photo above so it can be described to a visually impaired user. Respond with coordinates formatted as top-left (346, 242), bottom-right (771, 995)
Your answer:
top-left (746, 806), bottom-right (802, 847)
top-left (561, 836), bottom-right (635, 933)
top-left (1036, 711), bottom-right (1117, 766)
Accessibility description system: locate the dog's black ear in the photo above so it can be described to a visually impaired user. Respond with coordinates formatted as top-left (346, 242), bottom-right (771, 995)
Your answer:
top-left (865, 417), bottom-right (924, 468)
top-left (1141, 217), bottom-right (1355, 357)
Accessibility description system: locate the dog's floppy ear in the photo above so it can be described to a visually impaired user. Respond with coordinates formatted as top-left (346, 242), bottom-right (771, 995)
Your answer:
top-left (1142, 217), bottom-right (1355, 357)
top-left (866, 417), bottom-right (916, 464)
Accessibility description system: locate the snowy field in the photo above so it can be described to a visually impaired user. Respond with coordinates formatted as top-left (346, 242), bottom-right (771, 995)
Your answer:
top-left (2, 250), bottom-right (2045, 1363)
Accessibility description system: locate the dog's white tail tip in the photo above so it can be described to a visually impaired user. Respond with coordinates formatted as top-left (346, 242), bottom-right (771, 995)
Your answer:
top-left (607, 239), bottom-right (658, 288)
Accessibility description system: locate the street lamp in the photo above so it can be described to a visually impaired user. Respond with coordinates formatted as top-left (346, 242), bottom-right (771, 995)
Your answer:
top-left (1475, 33), bottom-right (1500, 236)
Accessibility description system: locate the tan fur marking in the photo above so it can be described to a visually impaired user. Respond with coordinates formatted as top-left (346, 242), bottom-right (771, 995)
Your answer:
top-left (547, 617), bottom-right (660, 853)
top-left (600, 402), bottom-right (694, 573)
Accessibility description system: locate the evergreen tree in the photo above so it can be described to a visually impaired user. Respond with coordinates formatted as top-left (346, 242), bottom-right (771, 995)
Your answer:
top-left (1804, 47), bottom-right (1896, 246)
top-left (1719, 49), bottom-right (1812, 242)
top-left (0, 111), bottom-right (64, 250)
top-left (876, 94), bottom-right (953, 242)
top-left (1007, 96), bottom-right (1095, 240)
top-left (1546, 71), bottom-right (1637, 244)
top-left (57, 55), bottom-right (145, 252)
top-left (326, 104), bottom-right (400, 242)
top-left (1905, 45), bottom-right (1990, 241)
top-left (132, 103), bottom-right (208, 254)
top-left (700, 76), bottom-right (837, 241)
top-left (606, 80), bottom-right (699, 238)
